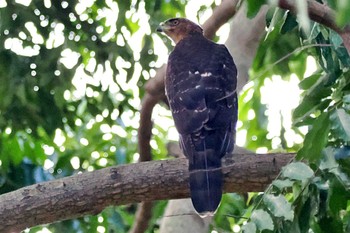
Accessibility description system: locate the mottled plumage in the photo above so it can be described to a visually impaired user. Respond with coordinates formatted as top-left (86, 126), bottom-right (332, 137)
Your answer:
top-left (157, 18), bottom-right (237, 216)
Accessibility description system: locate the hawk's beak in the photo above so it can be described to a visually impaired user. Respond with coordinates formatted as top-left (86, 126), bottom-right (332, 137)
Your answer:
top-left (156, 22), bottom-right (165, 32)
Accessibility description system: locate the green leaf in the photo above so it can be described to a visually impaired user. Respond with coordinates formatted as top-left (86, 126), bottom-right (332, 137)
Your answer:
top-left (246, 0), bottom-right (267, 18)
top-left (250, 209), bottom-right (274, 231)
top-left (264, 194), bottom-right (294, 221)
top-left (289, 52), bottom-right (307, 80)
top-left (281, 12), bottom-right (298, 34)
top-left (282, 162), bottom-right (314, 181)
top-left (330, 108), bottom-right (350, 141)
top-left (298, 196), bottom-right (313, 233)
top-left (329, 30), bottom-right (343, 48)
top-left (242, 222), bottom-right (257, 233)
top-left (336, 0), bottom-right (350, 27)
top-left (296, 112), bottom-right (330, 161)
top-left (328, 175), bottom-right (349, 216)
top-left (265, 8), bottom-right (284, 40)
top-left (334, 146), bottom-right (350, 159)
top-left (298, 73), bottom-right (322, 90)
top-left (293, 74), bottom-right (332, 123)
top-left (272, 179), bottom-right (294, 190)
top-left (320, 148), bottom-right (339, 170)
top-left (343, 94), bottom-right (350, 112)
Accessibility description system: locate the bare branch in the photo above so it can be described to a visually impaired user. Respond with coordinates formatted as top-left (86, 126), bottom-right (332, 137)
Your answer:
top-left (0, 153), bottom-right (294, 232)
top-left (128, 202), bottom-right (154, 233)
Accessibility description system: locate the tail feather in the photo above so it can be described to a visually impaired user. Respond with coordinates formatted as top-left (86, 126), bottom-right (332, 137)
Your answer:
top-left (188, 149), bottom-right (222, 216)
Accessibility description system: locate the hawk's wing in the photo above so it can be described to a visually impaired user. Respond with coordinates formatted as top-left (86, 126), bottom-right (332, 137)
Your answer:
top-left (165, 37), bottom-right (237, 215)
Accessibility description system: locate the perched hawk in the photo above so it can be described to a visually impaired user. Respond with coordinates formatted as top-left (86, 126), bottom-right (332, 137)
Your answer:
top-left (157, 18), bottom-right (237, 216)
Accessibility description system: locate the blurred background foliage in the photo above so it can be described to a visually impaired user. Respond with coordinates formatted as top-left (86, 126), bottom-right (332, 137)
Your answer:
top-left (1, 0), bottom-right (350, 232)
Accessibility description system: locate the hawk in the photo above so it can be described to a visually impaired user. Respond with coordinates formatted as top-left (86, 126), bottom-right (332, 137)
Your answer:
top-left (157, 18), bottom-right (237, 216)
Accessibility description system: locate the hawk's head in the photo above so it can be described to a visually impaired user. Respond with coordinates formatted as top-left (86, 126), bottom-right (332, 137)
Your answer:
top-left (156, 18), bottom-right (203, 44)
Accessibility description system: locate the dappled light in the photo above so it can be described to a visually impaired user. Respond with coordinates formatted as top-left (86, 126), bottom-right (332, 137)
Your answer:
top-left (1, 0), bottom-right (350, 232)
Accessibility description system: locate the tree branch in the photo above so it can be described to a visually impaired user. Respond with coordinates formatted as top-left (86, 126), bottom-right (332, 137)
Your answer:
top-left (278, 0), bottom-right (350, 54)
top-left (202, 0), bottom-right (239, 40)
top-left (0, 153), bottom-right (294, 232)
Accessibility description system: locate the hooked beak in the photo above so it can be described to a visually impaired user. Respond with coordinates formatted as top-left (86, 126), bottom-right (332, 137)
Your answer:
top-left (156, 22), bottom-right (166, 32)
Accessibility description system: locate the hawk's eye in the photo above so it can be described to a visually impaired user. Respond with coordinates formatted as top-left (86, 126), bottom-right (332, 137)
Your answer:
top-left (172, 20), bottom-right (179, 26)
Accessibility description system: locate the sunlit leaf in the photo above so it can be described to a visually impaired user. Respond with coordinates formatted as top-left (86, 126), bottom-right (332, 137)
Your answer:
top-left (282, 162), bottom-right (314, 181)
top-left (250, 209), bottom-right (274, 231)
top-left (330, 108), bottom-right (350, 142)
top-left (264, 194), bottom-right (294, 221)
top-left (241, 222), bottom-right (257, 233)
top-left (319, 148), bottom-right (339, 173)
top-left (272, 179), bottom-right (294, 190)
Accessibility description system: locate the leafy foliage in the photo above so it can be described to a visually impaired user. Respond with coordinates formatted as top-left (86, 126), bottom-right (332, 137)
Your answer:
top-left (0, 0), bottom-right (184, 231)
top-left (1, 0), bottom-right (350, 232)
top-left (237, 1), bottom-right (350, 233)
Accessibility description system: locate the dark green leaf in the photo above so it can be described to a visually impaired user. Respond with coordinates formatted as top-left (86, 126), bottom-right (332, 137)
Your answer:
top-left (298, 73), bottom-right (322, 90)
top-left (246, 0), bottom-right (267, 18)
top-left (328, 175), bottom-right (349, 216)
top-left (281, 12), bottom-right (298, 34)
top-left (296, 112), bottom-right (330, 161)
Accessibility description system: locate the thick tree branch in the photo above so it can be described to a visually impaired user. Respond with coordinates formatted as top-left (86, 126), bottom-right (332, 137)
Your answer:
top-left (202, 0), bottom-right (239, 40)
top-left (278, 0), bottom-right (350, 54)
top-left (0, 153), bottom-right (294, 232)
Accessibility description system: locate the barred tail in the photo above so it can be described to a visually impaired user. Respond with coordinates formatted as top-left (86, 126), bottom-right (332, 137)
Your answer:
top-left (188, 149), bottom-right (222, 217)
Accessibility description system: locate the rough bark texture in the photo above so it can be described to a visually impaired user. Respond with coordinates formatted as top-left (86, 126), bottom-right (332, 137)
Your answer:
top-left (0, 153), bottom-right (294, 233)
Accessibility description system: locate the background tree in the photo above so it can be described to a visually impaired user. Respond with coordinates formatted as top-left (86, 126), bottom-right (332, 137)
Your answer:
top-left (0, 0), bottom-right (350, 232)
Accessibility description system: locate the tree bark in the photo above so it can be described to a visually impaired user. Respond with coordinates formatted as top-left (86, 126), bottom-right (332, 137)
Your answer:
top-left (0, 153), bottom-right (294, 233)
